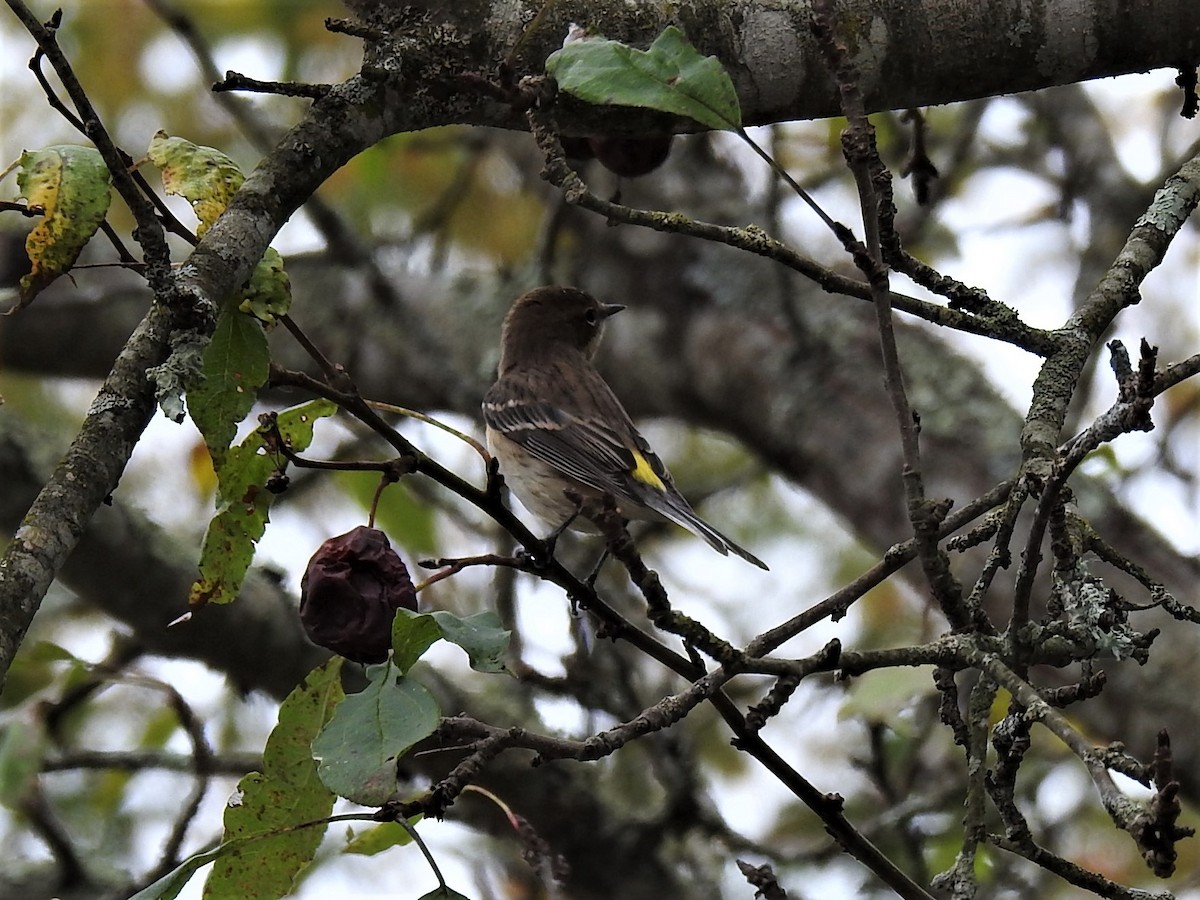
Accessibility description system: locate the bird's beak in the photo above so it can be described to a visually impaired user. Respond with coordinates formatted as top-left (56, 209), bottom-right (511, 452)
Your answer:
top-left (601, 303), bottom-right (625, 319)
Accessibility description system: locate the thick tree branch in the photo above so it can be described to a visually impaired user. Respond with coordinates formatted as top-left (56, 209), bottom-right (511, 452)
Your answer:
top-left (1008, 153), bottom-right (1200, 649)
top-left (348, 0), bottom-right (1200, 130)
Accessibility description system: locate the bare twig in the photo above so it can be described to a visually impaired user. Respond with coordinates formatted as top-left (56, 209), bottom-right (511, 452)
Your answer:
top-left (212, 70), bottom-right (331, 99)
top-left (525, 102), bottom-right (1056, 356)
top-left (812, 0), bottom-right (969, 631)
top-left (0, 199), bottom-right (45, 216)
top-left (19, 782), bottom-right (86, 888)
top-left (737, 860), bottom-right (790, 899)
top-left (42, 750), bottom-right (260, 775)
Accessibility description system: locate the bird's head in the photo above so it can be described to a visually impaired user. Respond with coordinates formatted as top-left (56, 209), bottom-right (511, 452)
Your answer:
top-left (500, 286), bottom-right (625, 369)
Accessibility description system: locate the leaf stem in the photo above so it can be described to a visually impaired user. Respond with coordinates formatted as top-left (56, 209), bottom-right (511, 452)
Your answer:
top-left (462, 783), bottom-right (519, 827)
top-left (367, 400), bottom-right (492, 467)
top-left (735, 126), bottom-right (841, 235)
top-left (399, 819), bottom-right (450, 890)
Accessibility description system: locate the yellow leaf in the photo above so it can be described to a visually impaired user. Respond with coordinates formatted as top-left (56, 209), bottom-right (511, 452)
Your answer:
top-left (147, 130), bottom-right (244, 236)
top-left (12, 145), bottom-right (112, 311)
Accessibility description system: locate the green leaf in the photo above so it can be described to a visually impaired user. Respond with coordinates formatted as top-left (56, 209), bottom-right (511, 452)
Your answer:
top-left (312, 664), bottom-right (440, 806)
top-left (429, 611), bottom-right (510, 674)
top-left (0, 718), bottom-right (44, 807)
top-left (238, 246), bottom-right (292, 325)
top-left (190, 399), bottom-right (336, 606)
top-left (839, 668), bottom-right (935, 734)
top-left (147, 130), bottom-right (245, 236)
top-left (391, 611), bottom-right (444, 676)
top-left (13, 145), bottom-right (112, 309)
top-left (187, 303), bottom-right (271, 462)
top-left (391, 610), bottom-right (511, 675)
top-left (0, 640), bottom-right (89, 709)
top-left (19, 640), bottom-right (82, 664)
top-left (139, 704), bottom-right (185, 751)
top-left (129, 815), bottom-right (334, 900)
top-left (546, 26), bottom-right (741, 130)
top-left (203, 657), bottom-right (344, 900)
top-left (342, 816), bottom-right (422, 856)
top-left (129, 843), bottom-right (231, 900)
top-left (417, 887), bottom-right (472, 900)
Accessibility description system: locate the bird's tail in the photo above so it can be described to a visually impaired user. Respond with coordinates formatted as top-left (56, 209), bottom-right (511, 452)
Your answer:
top-left (650, 492), bottom-right (769, 570)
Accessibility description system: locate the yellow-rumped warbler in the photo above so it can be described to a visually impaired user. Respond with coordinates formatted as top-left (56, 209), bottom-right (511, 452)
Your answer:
top-left (483, 286), bottom-right (768, 570)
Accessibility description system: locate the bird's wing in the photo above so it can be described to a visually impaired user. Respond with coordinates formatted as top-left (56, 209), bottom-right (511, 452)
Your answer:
top-left (482, 375), bottom-right (668, 499)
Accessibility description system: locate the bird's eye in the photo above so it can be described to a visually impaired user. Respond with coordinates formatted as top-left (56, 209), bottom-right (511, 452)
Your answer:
top-left (584, 308), bottom-right (598, 325)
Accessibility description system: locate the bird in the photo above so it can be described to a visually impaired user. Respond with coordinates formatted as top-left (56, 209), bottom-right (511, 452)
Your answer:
top-left (482, 286), bottom-right (768, 569)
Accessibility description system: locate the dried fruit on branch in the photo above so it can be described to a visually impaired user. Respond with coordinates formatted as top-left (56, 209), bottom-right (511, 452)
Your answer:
top-left (300, 526), bottom-right (416, 663)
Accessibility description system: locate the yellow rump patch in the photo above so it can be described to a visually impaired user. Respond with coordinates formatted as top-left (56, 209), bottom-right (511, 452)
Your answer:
top-left (630, 450), bottom-right (665, 490)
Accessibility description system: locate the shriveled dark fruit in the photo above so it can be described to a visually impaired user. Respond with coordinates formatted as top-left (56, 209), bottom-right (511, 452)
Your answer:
top-left (559, 135), bottom-right (595, 161)
top-left (265, 471), bottom-right (290, 494)
top-left (588, 134), bottom-right (674, 177)
top-left (299, 525), bottom-right (416, 664)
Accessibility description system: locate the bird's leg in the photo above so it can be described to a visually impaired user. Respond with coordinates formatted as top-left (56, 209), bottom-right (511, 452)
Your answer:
top-left (529, 490), bottom-right (586, 568)
top-left (586, 497), bottom-right (638, 586)
top-left (584, 547), bottom-right (610, 587)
